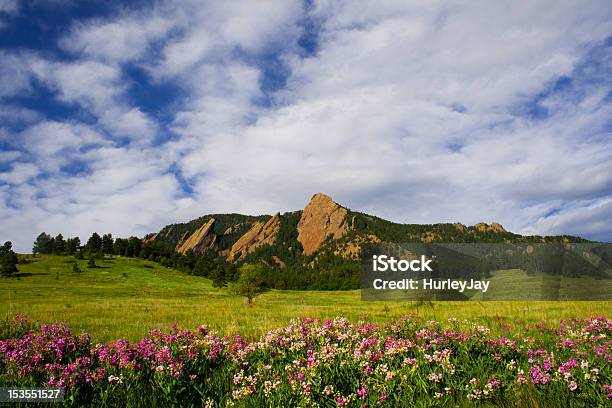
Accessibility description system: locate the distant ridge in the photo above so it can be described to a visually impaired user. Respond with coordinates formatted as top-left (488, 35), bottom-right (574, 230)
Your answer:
top-left (144, 193), bottom-right (589, 268)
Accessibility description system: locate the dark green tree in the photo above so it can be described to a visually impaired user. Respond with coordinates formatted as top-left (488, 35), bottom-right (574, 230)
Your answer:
top-left (86, 232), bottom-right (103, 255)
top-left (32, 232), bottom-right (53, 255)
top-left (0, 241), bottom-right (19, 277)
top-left (210, 264), bottom-right (227, 288)
top-left (113, 238), bottom-right (128, 256)
top-left (102, 233), bottom-right (114, 255)
top-left (126, 237), bottom-right (142, 258)
top-left (65, 237), bottom-right (81, 255)
top-left (53, 233), bottom-right (66, 254)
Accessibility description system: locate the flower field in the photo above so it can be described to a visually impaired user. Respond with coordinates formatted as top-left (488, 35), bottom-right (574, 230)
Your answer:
top-left (1, 314), bottom-right (610, 407)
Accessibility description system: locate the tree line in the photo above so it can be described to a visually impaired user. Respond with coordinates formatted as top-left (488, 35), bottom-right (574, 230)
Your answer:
top-left (27, 230), bottom-right (362, 291)
top-left (31, 232), bottom-right (238, 287)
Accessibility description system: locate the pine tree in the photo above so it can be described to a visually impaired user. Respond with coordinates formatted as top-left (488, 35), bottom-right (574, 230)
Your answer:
top-left (0, 241), bottom-right (19, 277)
top-left (65, 237), bottom-right (81, 255)
top-left (102, 234), bottom-right (114, 255)
top-left (211, 265), bottom-right (227, 288)
top-left (53, 233), bottom-right (66, 255)
top-left (32, 232), bottom-right (53, 255)
top-left (86, 233), bottom-right (103, 255)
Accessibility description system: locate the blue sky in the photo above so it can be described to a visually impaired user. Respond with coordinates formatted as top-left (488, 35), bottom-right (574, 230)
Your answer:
top-left (0, 0), bottom-right (611, 252)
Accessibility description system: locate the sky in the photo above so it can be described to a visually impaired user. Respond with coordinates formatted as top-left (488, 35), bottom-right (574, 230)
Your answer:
top-left (0, 0), bottom-right (611, 252)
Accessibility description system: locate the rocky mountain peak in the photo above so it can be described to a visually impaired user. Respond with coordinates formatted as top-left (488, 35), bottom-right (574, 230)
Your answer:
top-left (297, 193), bottom-right (349, 255)
top-left (473, 222), bottom-right (507, 234)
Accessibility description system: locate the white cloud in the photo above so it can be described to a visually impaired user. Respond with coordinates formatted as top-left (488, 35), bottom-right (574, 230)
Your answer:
top-left (0, 162), bottom-right (39, 184)
top-left (0, 0), bottom-right (18, 13)
top-left (0, 52), bottom-right (31, 97)
top-left (61, 15), bottom-right (173, 63)
top-left (1, 0), bottom-right (611, 252)
top-left (526, 198), bottom-right (612, 241)
top-left (169, 0), bottom-right (612, 240)
top-left (26, 57), bottom-right (158, 144)
top-left (0, 105), bottom-right (42, 124)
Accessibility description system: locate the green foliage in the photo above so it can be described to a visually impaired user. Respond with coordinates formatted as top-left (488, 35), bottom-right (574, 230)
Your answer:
top-left (87, 257), bottom-right (97, 269)
top-left (34, 232), bottom-right (81, 256)
top-left (0, 314), bottom-right (34, 340)
top-left (0, 241), bottom-right (19, 277)
top-left (53, 233), bottom-right (66, 254)
top-left (102, 234), bottom-right (114, 255)
top-left (65, 237), bottom-right (81, 255)
top-left (229, 263), bottom-right (269, 304)
top-left (86, 232), bottom-right (103, 254)
top-left (32, 232), bottom-right (53, 255)
top-left (348, 210), bottom-right (589, 244)
top-left (1, 254), bottom-right (610, 343)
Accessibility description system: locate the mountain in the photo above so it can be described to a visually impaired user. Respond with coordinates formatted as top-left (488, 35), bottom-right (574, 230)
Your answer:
top-left (144, 193), bottom-right (589, 271)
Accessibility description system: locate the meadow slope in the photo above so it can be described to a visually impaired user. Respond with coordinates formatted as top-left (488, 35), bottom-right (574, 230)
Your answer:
top-left (1, 255), bottom-right (610, 342)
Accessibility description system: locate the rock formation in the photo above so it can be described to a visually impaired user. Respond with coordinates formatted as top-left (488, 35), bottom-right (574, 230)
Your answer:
top-left (227, 213), bottom-right (281, 261)
top-left (473, 222), bottom-right (506, 234)
top-left (297, 193), bottom-right (349, 256)
top-left (176, 218), bottom-right (217, 254)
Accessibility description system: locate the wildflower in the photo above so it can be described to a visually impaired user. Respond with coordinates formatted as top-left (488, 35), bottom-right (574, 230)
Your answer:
top-left (428, 372), bottom-right (443, 382)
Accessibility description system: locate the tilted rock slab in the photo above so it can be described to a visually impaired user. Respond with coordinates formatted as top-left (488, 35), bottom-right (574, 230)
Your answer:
top-left (297, 193), bottom-right (349, 256)
top-left (176, 218), bottom-right (217, 254)
top-left (228, 213), bottom-right (281, 261)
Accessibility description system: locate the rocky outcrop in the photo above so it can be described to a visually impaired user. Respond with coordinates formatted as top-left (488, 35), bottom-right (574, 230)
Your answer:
top-left (473, 222), bottom-right (506, 234)
top-left (176, 218), bottom-right (217, 254)
top-left (453, 223), bottom-right (467, 232)
top-left (297, 193), bottom-right (349, 256)
top-left (227, 213), bottom-right (281, 261)
top-left (143, 232), bottom-right (158, 243)
top-left (223, 223), bottom-right (245, 235)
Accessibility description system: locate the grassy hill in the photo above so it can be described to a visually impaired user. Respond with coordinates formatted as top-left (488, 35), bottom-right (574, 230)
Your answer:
top-left (1, 255), bottom-right (610, 342)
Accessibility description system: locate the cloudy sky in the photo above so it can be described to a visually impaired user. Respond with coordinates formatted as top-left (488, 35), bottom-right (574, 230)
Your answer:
top-left (0, 0), bottom-right (611, 252)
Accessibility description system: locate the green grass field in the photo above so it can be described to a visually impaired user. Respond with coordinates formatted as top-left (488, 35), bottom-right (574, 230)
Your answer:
top-left (1, 255), bottom-right (610, 342)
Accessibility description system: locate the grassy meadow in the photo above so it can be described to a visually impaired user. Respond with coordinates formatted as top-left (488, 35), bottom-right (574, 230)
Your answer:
top-left (1, 255), bottom-right (610, 342)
